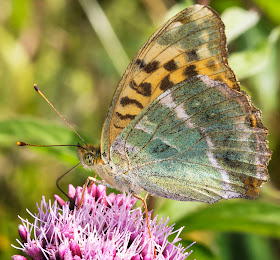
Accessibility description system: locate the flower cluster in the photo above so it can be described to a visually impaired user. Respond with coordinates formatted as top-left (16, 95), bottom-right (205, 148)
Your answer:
top-left (12, 183), bottom-right (194, 259)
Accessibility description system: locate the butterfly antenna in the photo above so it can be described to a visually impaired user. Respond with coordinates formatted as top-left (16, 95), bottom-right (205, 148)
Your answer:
top-left (17, 141), bottom-right (79, 147)
top-left (33, 84), bottom-right (87, 145)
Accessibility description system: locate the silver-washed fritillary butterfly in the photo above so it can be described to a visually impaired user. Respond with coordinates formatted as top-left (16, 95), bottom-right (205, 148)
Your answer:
top-left (19, 5), bottom-right (271, 213)
top-left (77, 4), bottom-right (271, 203)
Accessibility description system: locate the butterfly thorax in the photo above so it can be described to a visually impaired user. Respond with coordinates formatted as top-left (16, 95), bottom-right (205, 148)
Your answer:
top-left (77, 143), bottom-right (143, 194)
top-left (77, 143), bottom-right (102, 170)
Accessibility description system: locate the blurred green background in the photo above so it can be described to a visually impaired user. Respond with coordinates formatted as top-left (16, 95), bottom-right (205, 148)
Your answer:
top-left (1, 0), bottom-right (280, 259)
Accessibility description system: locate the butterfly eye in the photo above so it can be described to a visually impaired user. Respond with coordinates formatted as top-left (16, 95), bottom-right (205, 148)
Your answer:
top-left (83, 153), bottom-right (94, 166)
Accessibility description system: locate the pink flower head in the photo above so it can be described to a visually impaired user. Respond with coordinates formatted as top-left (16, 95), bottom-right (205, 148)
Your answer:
top-left (12, 183), bottom-right (194, 259)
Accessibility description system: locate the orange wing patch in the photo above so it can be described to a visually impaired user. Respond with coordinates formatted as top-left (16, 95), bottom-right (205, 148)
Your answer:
top-left (101, 5), bottom-right (240, 160)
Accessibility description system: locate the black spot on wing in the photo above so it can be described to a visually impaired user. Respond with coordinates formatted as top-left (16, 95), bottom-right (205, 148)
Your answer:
top-left (220, 151), bottom-right (238, 168)
top-left (150, 140), bottom-right (178, 158)
top-left (205, 113), bottom-right (212, 121)
top-left (152, 142), bottom-right (172, 153)
top-left (214, 76), bottom-right (223, 82)
top-left (160, 75), bottom-right (174, 91)
top-left (246, 115), bottom-right (255, 128)
top-left (113, 123), bottom-right (125, 130)
top-left (130, 80), bottom-right (152, 97)
top-left (120, 96), bottom-right (144, 109)
top-left (143, 60), bottom-right (160, 73)
top-left (135, 59), bottom-right (146, 69)
top-left (187, 49), bottom-right (199, 61)
top-left (115, 112), bottom-right (136, 120)
top-left (184, 65), bottom-right (198, 77)
top-left (164, 60), bottom-right (178, 71)
top-left (255, 120), bottom-right (264, 129)
top-left (221, 134), bottom-right (232, 147)
top-left (205, 59), bottom-right (217, 71)
top-left (245, 114), bottom-right (264, 129)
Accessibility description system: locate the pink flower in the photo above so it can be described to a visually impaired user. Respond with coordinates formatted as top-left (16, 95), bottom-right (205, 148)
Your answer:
top-left (12, 183), bottom-right (194, 259)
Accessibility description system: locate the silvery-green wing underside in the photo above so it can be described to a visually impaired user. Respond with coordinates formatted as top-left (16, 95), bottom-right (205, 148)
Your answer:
top-left (109, 75), bottom-right (271, 203)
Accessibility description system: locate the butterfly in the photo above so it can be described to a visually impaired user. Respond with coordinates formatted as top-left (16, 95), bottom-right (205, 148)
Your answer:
top-left (19, 5), bottom-right (271, 212)
top-left (75, 4), bottom-right (271, 206)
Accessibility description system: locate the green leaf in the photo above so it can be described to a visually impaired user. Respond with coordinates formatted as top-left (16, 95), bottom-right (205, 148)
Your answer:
top-left (0, 117), bottom-right (88, 164)
top-left (156, 199), bottom-right (203, 222)
top-left (175, 200), bottom-right (280, 237)
top-left (229, 27), bottom-right (280, 81)
top-left (221, 7), bottom-right (260, 43)
top-left (244, 234), bottom-right (277, 260)
top-left (186, 241), bottom-right (219, 260)
top-left (251, 27), bottom-right (280, 113)
top-left (166, 0), bottom-right (195, 20)
top-left (252, 0), bottom-right (280, 24)
top-left (229, 43), bottom-right (269, 80)
top-left (216, 233), bottom-right (277, 260)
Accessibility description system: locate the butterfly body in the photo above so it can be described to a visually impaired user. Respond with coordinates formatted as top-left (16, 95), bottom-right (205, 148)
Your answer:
top-left (78, 143), bottom-right (144, 194)
top-left (79, 5), bottom-right (271, 203)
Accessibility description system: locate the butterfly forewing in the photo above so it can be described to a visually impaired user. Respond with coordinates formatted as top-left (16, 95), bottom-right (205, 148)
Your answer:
top-left (101, 5), bottom-right (240, 161)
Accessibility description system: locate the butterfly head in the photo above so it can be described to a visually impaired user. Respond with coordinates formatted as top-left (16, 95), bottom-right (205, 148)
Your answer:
top-left (77, 143), bottom-right (101, 169)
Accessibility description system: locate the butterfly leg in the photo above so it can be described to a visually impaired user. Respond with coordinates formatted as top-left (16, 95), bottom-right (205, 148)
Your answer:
top-left (139, 192), bottom-right (149, 211)
top-left (87, 176), bottom-right (115, 189)
top-left (133, 193), bottom-right (156, 258)
top-left (76, 177), bottom-right (90, 209)
top-left (77, 176), bottom-right (115, 209)
top-left (132, 193), bottom-right (151, 236)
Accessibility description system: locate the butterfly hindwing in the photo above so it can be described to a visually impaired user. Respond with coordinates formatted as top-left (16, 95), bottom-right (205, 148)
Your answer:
top-left (109, 75), bottom-right (270, 202)
top-left (97, 4), bottom-right (271, 202)
top-left (101, 5), bottom-right (240, 163)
